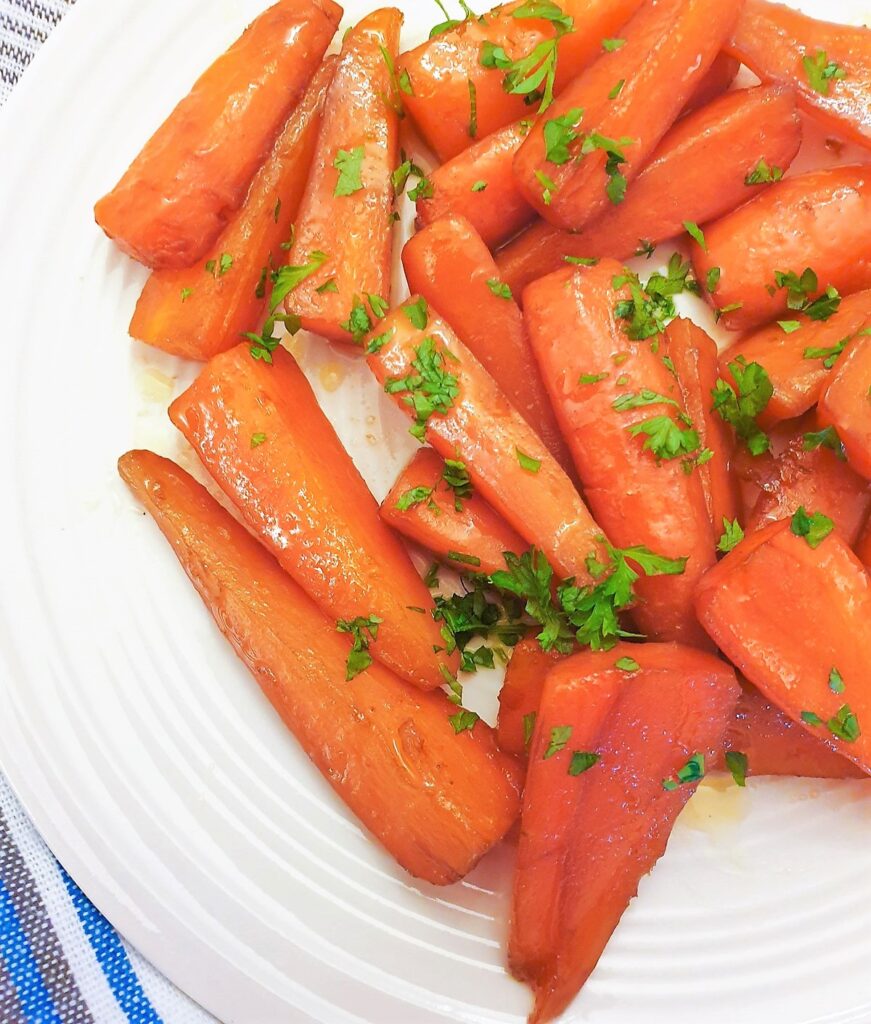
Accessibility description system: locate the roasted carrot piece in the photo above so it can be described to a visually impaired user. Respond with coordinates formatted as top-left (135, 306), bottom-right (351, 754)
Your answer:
top-left (496, 85), bottom-right (802, 297)
top-left (169, 344), bottom-right (455, 691)
top-left (402, 215), bottom-right (571, 472)
top-left (696, 520), bottom-right (871, 774)
top-left (513, 0), bottom-right (741, 231)
top-left (128, 60), bottom-right (335, 362)
top-left (380, 447), bottom-right (525, 575)
top-left (856, 517), bottom-right (871, 568)
top-left (365, 298), bottom-right (607, 583)
top-left (511, 643), bottom-right (739, 1023)
top-left (94, 0), bottom-right (342, 269)
top-left (118, 450), bottom-right (521, 884)
top-left (818, 335), bottom-right (871, 480)
top-left (727, 0), bottom-right (871, 149)
top-left (284, 8), bottom-right (402, 344)
top-left (680, 52), bottom-right (740, 116)
top-left (691, 165), bottom-right (871, 333)
top-left (524, 263), bottom-right (716, 647)
top-left (496, 638), bottom-right (567, 759)
top-left (397, 0), bottom-right (645, 162)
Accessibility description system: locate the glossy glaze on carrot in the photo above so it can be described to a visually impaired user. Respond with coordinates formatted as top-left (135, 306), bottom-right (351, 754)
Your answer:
top-left (679, 52), bottom-right (741, 116)
top-left (818, 334), bottom-right (871, 480)
top-left (496, 639), bottom-right (567, 759)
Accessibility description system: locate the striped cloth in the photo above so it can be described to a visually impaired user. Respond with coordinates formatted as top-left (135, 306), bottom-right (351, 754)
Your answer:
top-left (0, 4), bottom-right (218, 1022)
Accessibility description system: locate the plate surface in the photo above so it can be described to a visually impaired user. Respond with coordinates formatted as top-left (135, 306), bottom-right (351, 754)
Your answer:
top-left (2, 1), bottom-right (871, 1021)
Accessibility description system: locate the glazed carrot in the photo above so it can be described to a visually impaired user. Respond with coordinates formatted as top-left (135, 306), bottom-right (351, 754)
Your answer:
top-left (169, 344), bottom-right (455, 692)
top-left (727, 0), bottom-right (871, 148)
top-left (496, 639), bottom-right (567, 759)
top-left (666, 317), bottom-right (741, 534)
top-left (511, 643), bottom-right (739, 1023)
top-left (284, 8), bottom-right (402, 344)
top-left (696, 520), bottom-right (871, 775)
top-left (692, 165), bottom-right (871, 333)
top-left (513, 0), bottom-right (741, 231)
top-left (680, 52), bottom-right (740, 116)
top-left (496, 85), bottom-right (802, 296)
top-left (818, 335), bottom-right (871, 481)
top-left (397, 0), bottom-right (645, 162)
top-left (402, 215), bottom-right (571, 472)
top-left (365, 298), bottom-right (606, 583)
top-left (856, 517), bottom-right (871, 567)
top-left (118, 451), bottom-right (521, 885)
top-left (94, 0), bottom-right (342, 269)
top-left (524, 263), bottom-right (716, 647)
top-left (128, 60), bottom-right (335, 361)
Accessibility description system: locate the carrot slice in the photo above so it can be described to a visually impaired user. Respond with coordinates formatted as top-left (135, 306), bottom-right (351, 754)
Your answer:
top-left (496, 85), bottom-right (802, 297)
top-left (128, 59), bottom-right (335, 361)
top-left (380, 447), bottom-right (524, 575)
top-left (856, 517), bottom-right (871, 568)
top-left (118, 450), bottom-right (521, 885)
top-left (511, 642), bottom-right (739, 1023)
top-left (513, 0), bottom-right (741, 231)
top-left (94, 0), bottom-right (342, 269)
top-left (523, 263), bottom-right (716, 647)
top-left (402, 214), bottom-right (571, 472)
top-left (169, 343), bottom-right (455, 691)
top-left (818, 334), bottom-right (871, 480)
top-left (691, 165), bottom-right (871, 333)
top-left (496, 638), bottom-right (567, 759)
top-left (365, 298), bottom-right (606, 583)
top-left (727, 0), bottom-right (871, 149)
top-left (284, 8), bottom-right (402, 344)
top-left (680, 52), bottom-right (740, 116)
top-left (695, 519), bottom-right (871, 775)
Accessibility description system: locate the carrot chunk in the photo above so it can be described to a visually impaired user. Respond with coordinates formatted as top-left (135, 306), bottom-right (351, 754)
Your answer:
top-left (818, 334), bottom-right (871, 480)
top-left (680, 52), bottom-right (740, 116)
top-left (496, 638), bottom-right (566, 759)
top-left (856, 517), bottom-right (871, 567)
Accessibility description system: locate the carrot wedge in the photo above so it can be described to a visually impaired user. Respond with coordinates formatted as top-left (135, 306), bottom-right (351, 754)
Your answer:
top-left (497, 639), bottom-right (566, 759)
top-left (524, 263), bottom-right (716, 647)
top-left (284, 8), bottom-right (402, 344)
top-left (511, 643), bottom-right (739, 1023)
top-left (513, 0), bottom-right (741, 231)
top-left (496, 85), bottom-right (802, 297)
top-left (727, 0), bottom-right (871, 149)
top-left (365, 298), bottom-right (606, 583)
top-left (680, 52), bottom-right (740, 116)
top-left (94, 0), bottom-right (342, 269)
top-left (818, 335), bottom-right (871, 480)
top-left (696, 520), bottom-right (871, 775)
top-left (169, 343), bottom-right (455, 691)
top-left (856, 517), bottom-right (871, 568)
top-left (118, 451), bottom-right (521, 885)
top-left (402, 215), bottom-right (571, 472)
top-left (691, 165), bottom-right (871, 333)
top-left (128, 59), bottom-right (335, 361)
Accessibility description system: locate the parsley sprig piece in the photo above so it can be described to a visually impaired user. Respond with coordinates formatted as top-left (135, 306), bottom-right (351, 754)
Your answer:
top-left (543, 107), bottom-right (584, 164)
top-left (336, 615), bottom-right (383, 680)
top-left (803, 50), bottom-right (847, 96)
top-left (393, 153), bottom-right (433, 203)
top-left (384, 336), bottom-right (460, 440)
top-left (662, 753), bottom-right (705, 791)
top-left (580, 133), bottom-right (635, 204)
top-left (544, 725), bottom-right (573, 759)
top-left (334, 147), bottom-right (365, 197)
top-left (804, 425), bottom-right (846, 459)
top-left (804, 335), bottom-right (849, 369)
top-left (242, 252), bottom-right (328, 362)
top-left (434, 579), bottom-right (526, 673)
top-left (712, 356), bottom-right (772, 456)
top-left (725, 751), bottom-right (748, 788)
top-left (717, 518), bottom-right (744, 554)
top-left (802, 703), bottom-right (860, 743)
top-left (429, 0), bottom-right (478, 39)
top-left (790, 506), bottom-right (834, 548)
top-left (442, 458), bottom-right (473, 509)
top-left (568, 751), bottom-right (600, 776)
top-left (774, 268), bottom-right (841, 321)
top-left (613, 254), bottom-right (698, 340)
top-left (745, 159), bottom-right (783, 185)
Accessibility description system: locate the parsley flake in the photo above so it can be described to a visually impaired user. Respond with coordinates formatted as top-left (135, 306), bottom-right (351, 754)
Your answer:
top-left (615, 656), bottom-right (640, 672)
top-left (803, 425), bottom-right (846, 459)
top-left (829, 668), bottom-right (845, 695)
top-left (662, 752), bottom-right (705, 791)
top-left (544, 725), bottom-right (573, 759)
top-left (250, 432), bottom-right (267, 449)
top-left (442, 458), bottom-right (473, 509)
top-left (565, 256), bottom-right (599, 267)
top-left (790, 506), bottom-right (834, 548)
top-left (602, 37), bottom-right (625, 51)
top-left (486, 278), bottom-right (513, 300)
top-left (405, 297), bottom-right (429, 330)
top-left (568, 751), bottom-right (600, 776)
top-left (683, 220), bottom-right (706, 250)
top-left (396, 486), bottom-right (434, 511)
top-left (471, 180), bottom-right (488, 192)
top-left (180, 287), bottom-right (192, 302)
top-left (712, 356), bottom-right (772, 456)
top-left (535, 169), bottom-right (558, 205)
top-left (803, 50), bottom-right (847, 96)
top-left (385, 336), bottom-right (459, 440)
top-left (333, 146), bottom-right (366, 197)
top-left (579, 372), bottom-right (608, 384)
top-left (745, 159), bottom-right (784, 185)
top-left (449, 708), bottom-right (481, 733)
top-left (717, 517), bottom-right (744, 554)
top-left (336, 615), bottom-right (382, 680)
top-left (516, 448), bottom-right (542, 474)
top-left (725, 750), bottom-right (748, 787)
top-left (543, 106), bottom-right (584, 165)
top-left (804, 335), bottom-right (849, 369)
top-left (523, 712), bottom-right (537, 748)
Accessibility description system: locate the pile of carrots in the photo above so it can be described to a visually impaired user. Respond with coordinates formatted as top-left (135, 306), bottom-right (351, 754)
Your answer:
top-left (97, 0), bottom-right (871, 1018)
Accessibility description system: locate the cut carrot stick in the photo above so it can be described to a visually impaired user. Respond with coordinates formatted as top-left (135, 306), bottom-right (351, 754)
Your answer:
top-left (696, 520), bottom-right (871, 775)
top-left (680, 52), bottom-right (740, 116)
top-left (496, 85), bottom-right (802, 297)
top-left (128, 59), bottom-right (335, 361)
top-left (511, 642), bottom-right (739, 1023)
top-left (818, 335), bottom-right (871, 481)
top-left (727, 0), bottom-right (871, 149)
top-left (118, 450), bottom-right (521, 885)
top-left (284, 8), bottom-right (402, 344)
top-left (513, 0), bottom-right (741, 231)
top-left (691, 165), bottom-right (871, 333)
top-left (94, 0), bottom-right (342, 269)
top-left (365, 298), bottom-right (606, 583)
top-left (497, 638), bottom-right (567, 759)
top-left (397, 0), bottom-right (645, 162)
top-left (402, 214), bottom-right (571, 472)
top-left (380, 447), bottom-right (525, 575)
top-left (169, 343), bottom-right (455, 691)
top-left (524, 263), bottom-right (716, 647)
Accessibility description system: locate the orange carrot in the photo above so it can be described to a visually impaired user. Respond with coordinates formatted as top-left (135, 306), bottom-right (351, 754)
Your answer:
top-left (513, 0), bottom-right (741, 231)
top-left (691, 165), bottom-right (871, 333)
top-left (380, 447), bottom-right (525, 575)
top-left (511, 642), bottom-right (739, 1023)
top-left (496, 638), bottom-right (567, 758)
top-left (727, 0), bottom-right (871, 148)
top-left (402, 214), bottom-right (571, 472)
top-left (818, 334), bottom-right (871, 480)
top-left (524, 263), bottom-right (716, 647)
top-left (128, 59), bottom-right (335, 361)
top-left (118, 450), bottom-right (521, 885)
top-left (856, 517), bottom-right (871, 568)
top-left (696, 519), bottom-right (871, 775)
top-left (94, 0), bottom-right (341, 269)
top-left (365, 298), bottom-right (606, 583)
top-left (284, 8), bottom-right (402, 344)
top-left (680, 52), bottom-right (740, 116)
top-left (496, 85), bottom-right (802, 297)
top-left (169, 343), bottom-right (455, 691)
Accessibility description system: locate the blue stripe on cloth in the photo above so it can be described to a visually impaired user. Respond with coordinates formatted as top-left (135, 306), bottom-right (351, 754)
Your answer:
top-left (0, 874), bottom-right (62, 1024)
top-left (61, 869), bottom-right (164, 1024)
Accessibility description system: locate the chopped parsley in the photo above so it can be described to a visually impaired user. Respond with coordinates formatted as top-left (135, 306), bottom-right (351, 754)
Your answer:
top-left (393, 153), bottom-right (431, 199)
top-left (442, 458), bottom-right (473, 509)
top-left (803, 425), bottom-right (845, 459)
top-left (341, 296), bottom-right (374, 343)
top-left (717, 517), bottom-right (744, 554)
top-left (829, 668), bottom-right (845, 695)
top-left (683, 221), bottom-right (706, 250)
top-left (804, 703), bottom-right (861, 743)
top-left (802, 50), bottom-right (847, 96)
top-left (336, 615), bottom-right (383, 680)
top-left (615, 656), bottom-right (640, 672)
top-left (205, 252), bottom-right (234, 277)
top-left (579, 372), bottom-right (609, 384)
top-left (745, 159), bottom-right (784, 185)
top-left (468, 78), bottom-right (478, 137)
top-left (516, 448), bottom-right (542, 473)
top-left (471, 180), bottom-right (488, 192)
top-left (790, 506), bottom-right (834, 548)
top-left (487, 278), bottom-right (513, 300)
top-left (627, 416), bottom-right (700, 462)
top-left (333, 146), bottom-right (366, 197)
top-left (429, 0), bottom-right (477, 39)
top-left (706, 267), bottom-right (721, 294)
top-left (316, 278), bottom-right (339, 294)
top-left (395, 485), bottom-right (435, 512)
top-left (449, 709), bottom-right (480, 733)
top-left (804, 335), bottom-right (849, 369)
top-left (778, 320), bottom-right (802, 334)
top-left (544, 725), bottom-right (573, 759)
top-left (535, 169), bottom-right (558, 205)
top-left (180, 287), bottom-right (193, 302)
top-left (365, 328), bottom-right (394, 355)
top-left (543, 106), bottom-right (584, 165)
top-left (250, 432), bottom-right (267, 449)
top-left (565, 256), bottom-right (599, 267)
top-left (384, 336), bottom-right (459, 440)
top-left (580, 132), bottom-right (634, 204)
top-left (712, 356), bottom-right (772, 456)
top-left (523, 712), bottom-right (537, 748)
top-left (774, 268), bottom-right (841, 321)
top-left (434, 578), bottom-right (526, 671)
top-left (662, 752), bottom-right (705, 791)
top-left (601, 37), bottom-right (625, 51)
top-left (380, 44), bottom-right (413, 118)
top-left (725, 751), bottom-right (748, 787)
top-left (448, 551), bottom-right (482, 566)
top-left (568, 751), bottom-right (600, 776)
top-left (613, 254), bottom-right (697, 340)
top-left (270, 250), bottom-right (330, 308)
top-left (405, 296), bottom-right (429, 330)
top-left (608, 78), bottom-right (625, 99)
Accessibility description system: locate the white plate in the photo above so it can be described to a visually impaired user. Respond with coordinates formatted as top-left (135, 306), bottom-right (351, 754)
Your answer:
top-left (2, 1), bottom-right (871, 1021)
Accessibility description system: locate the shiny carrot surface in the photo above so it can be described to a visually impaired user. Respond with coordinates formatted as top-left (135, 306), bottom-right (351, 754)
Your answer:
top-left (169, 344), bottom-right (455, 691)
top-left (94, 0), bottom-right (341, 268)
top-left (496, 638), bottom-right (567, 759)
top-left (680, 52), bottom-right (741, 116)
top-left (818, 335), bottom-right (871, 480)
